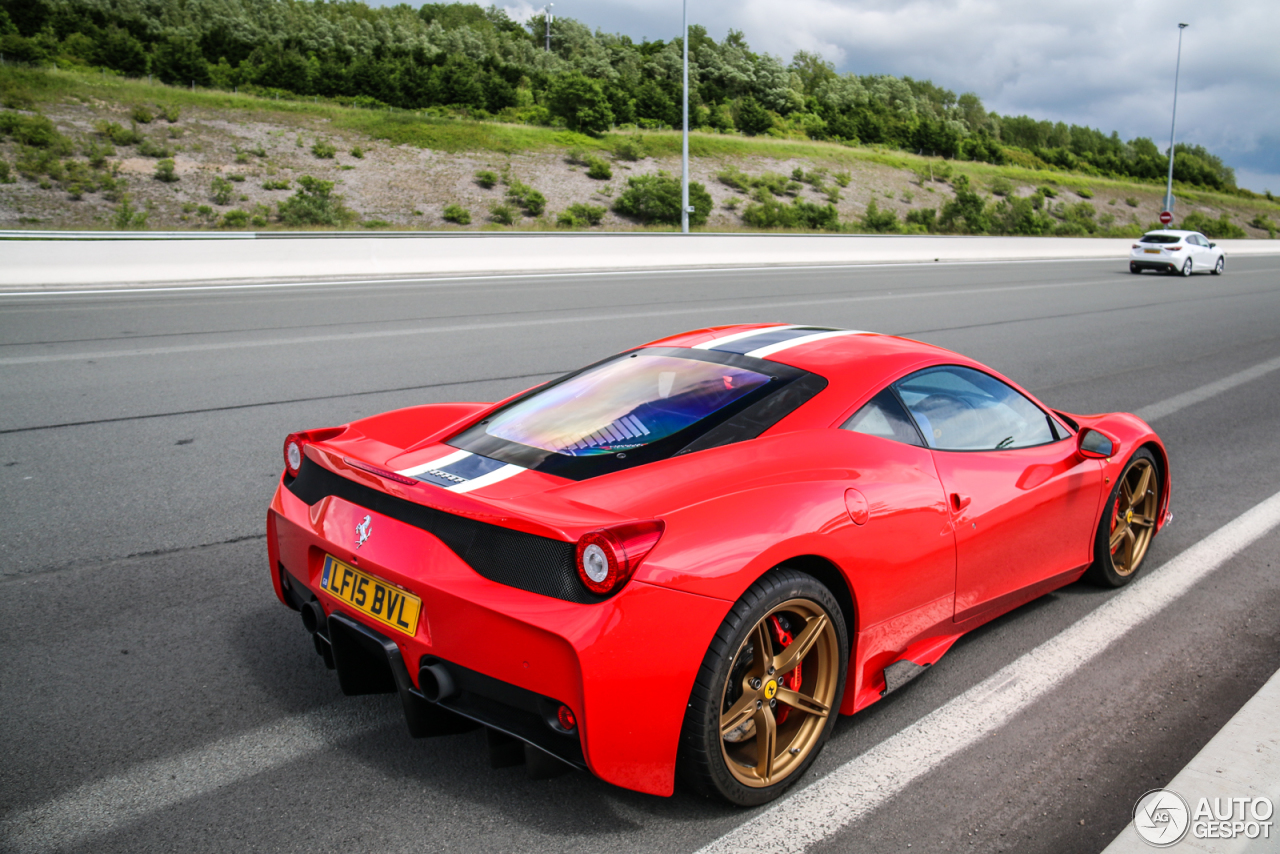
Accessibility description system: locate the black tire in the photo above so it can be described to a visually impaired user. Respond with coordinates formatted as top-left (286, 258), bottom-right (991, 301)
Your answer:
top-left (1212, 255), bottom-right (1225, 275)
top-left (677, 568), bottom-right (848, 806)
top-left (1084, 448), bottom-right (1161, 588)
top-left (1129, 263), bottom-right (1141, 274)
top-left (1180, 258), bottom-right (1193, 277)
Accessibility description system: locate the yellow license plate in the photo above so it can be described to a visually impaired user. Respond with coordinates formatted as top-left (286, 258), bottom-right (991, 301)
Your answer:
top-left (321, 555), bottom-right (422, 637)
top-left (1144, 248), bottom-right (1161, 254)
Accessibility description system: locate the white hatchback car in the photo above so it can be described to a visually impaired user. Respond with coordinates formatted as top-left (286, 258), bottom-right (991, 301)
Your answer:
top-left (1130, 230), bottom-right (1225, 276)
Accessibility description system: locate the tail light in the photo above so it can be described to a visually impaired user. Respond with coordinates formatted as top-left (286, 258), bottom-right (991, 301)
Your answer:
top-left (556, 704), bottom-right (577, 732)
top-left (575, 520), bottom-right (665, 595)
top-left (1169, 245), bottom-right (1183, 251)
top-left (1132, 244), bottom-right (1141, 249)
top-left (282, 427), bottom-right (345, 477)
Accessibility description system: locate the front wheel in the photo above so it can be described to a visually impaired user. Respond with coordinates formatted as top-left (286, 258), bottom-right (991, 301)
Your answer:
top-left (1180, 258), bottom-right (1193, 277)
top-left (1212, 255), bottom-right (1225, 275)
top-left (678, 568), bottom-right (847, 806)
top-left (1084, 448), bottom-right (1161, 587)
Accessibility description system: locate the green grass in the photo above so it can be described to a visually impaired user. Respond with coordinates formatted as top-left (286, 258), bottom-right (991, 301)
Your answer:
top-left (5, 66), bottom-right (1278, 227)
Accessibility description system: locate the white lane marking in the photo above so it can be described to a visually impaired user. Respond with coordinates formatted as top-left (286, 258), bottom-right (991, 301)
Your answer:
top-left (449, 463), bottom-right (525, 493)
top-left (0, 257), bottom-right (1143, 299)
top-left (396, 448), bottom-right (471, 478)
top-left (1133, 353), bottom-right (1280, 422)
top-left (693, 324), bottom-right (800, 350)
top-left (0, 701), bottom-right (392, 854)
top-left (0, 278), bottom-right (1106, 366)
top-left (745, 329), bottom-right (871, 359)
top-left (696, 489), bottom-right (1280, 854)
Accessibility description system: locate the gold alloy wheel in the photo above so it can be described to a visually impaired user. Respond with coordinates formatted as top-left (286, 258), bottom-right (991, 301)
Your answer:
top-left (1108, 458), bottom-right (1159, 576)
top-left (719, 598), bottom-right (839, 788)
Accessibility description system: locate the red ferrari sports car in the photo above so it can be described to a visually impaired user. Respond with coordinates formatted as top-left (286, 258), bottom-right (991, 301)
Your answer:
top-left (266, 324), bottom-right (1171, 805)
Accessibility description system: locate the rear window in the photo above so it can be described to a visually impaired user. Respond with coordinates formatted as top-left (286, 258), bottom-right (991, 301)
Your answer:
top-left (449, 347), bottom-right (823, 480)
top-left (1140, 234), bottom-right (1182, 244)
top-left (486, 354), bottom-right (770, 456)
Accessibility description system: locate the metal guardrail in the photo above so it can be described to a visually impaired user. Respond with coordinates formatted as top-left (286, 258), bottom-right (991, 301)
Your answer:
top-left (0, 230), bottom-right (956, 241)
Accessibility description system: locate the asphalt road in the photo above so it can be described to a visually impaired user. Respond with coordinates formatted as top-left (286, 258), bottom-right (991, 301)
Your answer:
top-left (2, 256), bottom-right (1279, 853)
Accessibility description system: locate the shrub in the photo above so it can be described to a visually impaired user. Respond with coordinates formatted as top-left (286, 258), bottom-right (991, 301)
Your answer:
top-left (1125, 197), bottom-right (1139, 207)
top-left (718, 166), bottom-right (752, 192)
top-left (990, 176), bottom-right (1014, 197)
top-left (900, 191), bottom-right (914, 203)
top-left (161, 105), bottom-right (180, 123)
top-left (860, 199), bottom-right (900, 233)
top-left (1037, 185), bottom-right (1058, 198)
top-left (833, 171), bottom-right (851, 188)
top-left (506, 180), bottom-right (546, 217)
top-left (905, 208), bottom-right (937, 232)
top-left (475, 169), bottom-right (499, 189)
top-left (249, 144), bottom-right (266, 157)
top-left (311, 139), bottom-right (336, 159)
top-left (262, 179), bottom-right (290, 190)
top-left (210, 176), bottom-right (234, 205)
top-left (277, 175), bottom-right (356, 226)
top-left (0, 160), bottom-right (12, 184)
top-left (1181, 211), bottom-right (1246, 239)
top-left (94, 120), bottom-right (144, 145)
top-left (612, 135), bottom-right (647, 162)
top-left (741, 196), bottom-right (839, 230)
top-left (130, 105), bottom-right (154, 124)
top-left (1, 112), bottom-right (73, 154)
top-left (586, 157), bottom-right (612, 180)
top-left (361, 220), bottom-right (392, 229)
top-left (110, 194), bottom-right (148, 230)
top-left (251, 214), bottom-right (268, 227)
top-left (350, 146), bottom-right (364, 159)
top-left (235, 150), bottom-right (250, 164)
top-left (137, 138), bottom-right (172, 158)
top-left (791, 167), bottom-right (805, 181)
top-left (825, 186), bottom-right (842, 204)
top-left (613, 172), bottom-right (712, 226)
top-left (1077, 187), bottom-right (1094, 199)
top-left (1248, 215), bottom-right (1277, 239)
top-left (196, 204), bottom-right (214, 217)
top-left (939, 175), bottom-right (990, 234)
top-left (153, 158), bottom-right (178, 182)
top-left (442, 203), bottom-right (471, 225)
top-left (489, 202), bottom-right (518, 225)
top-left (220, 209), bottom-right (250, 228)
top-left (557, 203), bottom-right (607, 228)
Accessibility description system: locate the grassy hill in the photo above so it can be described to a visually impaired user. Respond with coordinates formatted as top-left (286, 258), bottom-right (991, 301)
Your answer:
top-left (2, 67), bottom-right (1277, 236)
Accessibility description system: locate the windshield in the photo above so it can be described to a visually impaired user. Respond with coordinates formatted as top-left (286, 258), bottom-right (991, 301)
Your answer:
top-left (486, 354), bottom-right (771, 456)
top-left (1140, 234), bottom-right (1182, 244)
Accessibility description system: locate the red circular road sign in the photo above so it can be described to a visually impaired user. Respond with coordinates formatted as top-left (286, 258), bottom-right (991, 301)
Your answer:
top-left (1159, 211), bottom-right (1173, 225)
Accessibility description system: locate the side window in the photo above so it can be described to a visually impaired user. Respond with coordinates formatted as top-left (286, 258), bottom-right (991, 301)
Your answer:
top-left (841, 388), bottom-right (924, 447)
top-left (892, 366), bottom-right (1058, 451)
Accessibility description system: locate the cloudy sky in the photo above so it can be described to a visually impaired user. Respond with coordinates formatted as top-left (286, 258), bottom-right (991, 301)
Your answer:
top-left (410, 0), bottom-right (1280, 192)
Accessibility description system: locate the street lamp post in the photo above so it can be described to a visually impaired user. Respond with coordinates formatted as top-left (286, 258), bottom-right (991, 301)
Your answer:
top-left (1164, 23), bottom-right (1189, 217)
top-left (681, 0), bottom-right (690, 234)
top-left (545, 4), bottom-right (554, 52)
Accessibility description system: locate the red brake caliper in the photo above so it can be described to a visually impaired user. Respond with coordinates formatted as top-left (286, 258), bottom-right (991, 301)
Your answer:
top-left (768, 615), bottom-right (800, 724)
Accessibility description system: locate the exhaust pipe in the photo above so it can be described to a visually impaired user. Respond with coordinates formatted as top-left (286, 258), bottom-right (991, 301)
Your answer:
top-left (417, 662), bottom-right (457, 703)
top-left (300, 600), bottom-right (326, 635)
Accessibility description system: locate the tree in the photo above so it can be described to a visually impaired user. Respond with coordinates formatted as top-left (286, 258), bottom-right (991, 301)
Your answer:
top-left (277, 176), bottom-right (356, 226)
top-left (939, 175), bottom-right (990, 234)
top-left (735, 95), bottom-right (773, 136)
top-left (548, 73), bottom-right (614, 135)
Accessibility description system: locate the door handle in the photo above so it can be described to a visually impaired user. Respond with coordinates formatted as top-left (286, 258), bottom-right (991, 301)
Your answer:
top-left (950, 493), bottom-right (971, 512)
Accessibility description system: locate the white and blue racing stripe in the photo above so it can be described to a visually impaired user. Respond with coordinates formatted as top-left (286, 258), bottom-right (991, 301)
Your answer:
top-left (396, 450), bottom-right (524, 493)
top-left (695, 326), bottom-right (872, 358)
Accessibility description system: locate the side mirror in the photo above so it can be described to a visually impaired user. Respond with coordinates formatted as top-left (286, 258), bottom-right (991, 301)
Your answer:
top-left (1209, 242), bottom-right (1217, 248)
top-left (1077, 427), bottom-right (1118, 459)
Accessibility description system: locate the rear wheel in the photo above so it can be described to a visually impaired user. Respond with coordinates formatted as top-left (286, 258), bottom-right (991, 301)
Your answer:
top-left (1084, 448), bottom-right (1161, 587)
top-left (1180, 258), bottom-right (1193, 277)
top-left (1129, 262), bottom-right (1141, 274)
top-left (678, 568), bottom-right (847, 806)
top-left (1212, 255), bottom-right (1225, 275)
